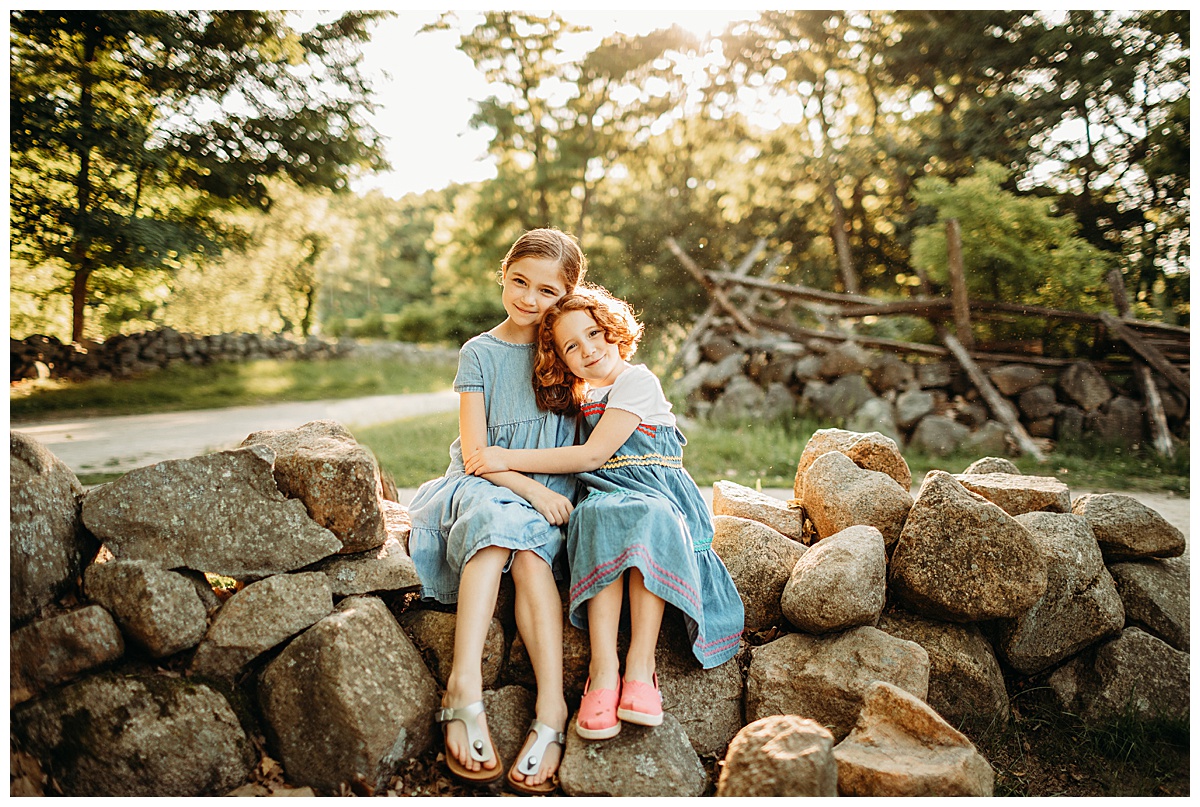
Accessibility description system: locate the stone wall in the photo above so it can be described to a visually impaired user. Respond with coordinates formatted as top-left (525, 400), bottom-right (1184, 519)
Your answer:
top-left (675, 329), bottom-right (1189, 454)
top-left (10, 328), bottom-right (353, 383)
top-left (9, 423), bottom-right (1189, 796)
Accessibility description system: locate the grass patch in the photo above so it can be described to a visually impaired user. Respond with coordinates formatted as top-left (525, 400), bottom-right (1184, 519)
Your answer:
top-left (10, 352), bottom-right (457, 422)
top-left (354, 410), bottom-right (460, 488)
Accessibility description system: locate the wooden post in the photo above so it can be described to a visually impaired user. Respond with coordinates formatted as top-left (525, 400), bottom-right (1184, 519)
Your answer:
top-left (943, 333), bottom-right (1046, 462)
top-left (665, 237), bottom-right (758, 336)
top-left (945, 219), bottom-right (974, 349)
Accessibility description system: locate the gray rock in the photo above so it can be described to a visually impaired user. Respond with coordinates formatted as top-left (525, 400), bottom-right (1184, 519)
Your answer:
top-left (240, 420), bottom-right (387, 554)
top-left (962, 456), bottom-right (1020, 475)
top-left (846, 397), bottom-right (904, 446)
top-left (792, 354), bottom-right (825, 382)
top-left (1047, 627), bottom-right (1190, 724)
top-left (656, 612), bottom-right (746, 756)
top-left (1085, 395), bottom-right (1145, 447)
top-left (868, 354), bottom-right (917, 393)
top-left (381, 500), bottom-right (412, 552)
top-left (10, 605), bottom-right (124, 706)
top-left (995, 512), bottom-right (1124, 675)
top-left (712, 480), bottom-right (803, 542)
top-left (916, 362), bottom-right (953, 389)
top-left (826, 375), bottom-right (876, 420)
top-left (745, 627), bottom-right (930, 742)
top-left (1071, 493), bottom-right (1185, 561)
top-left (761, 381), bottom-right (799, 421)
top-left (757, 346), bottom-right (806, 386)
top-left (559, 712), bottom-right (707, 797)
top-left (964, 421), bottom-right (1012, 457)
top-left (877, 610), bottom-right (1009, 724)
top-left (1059, 361), bottom-right (1113, 412)
top-left (895, 388), bottom-right (936, 430)
top-left (305, 537), bottom-right (420, 596)
top-left (672, 362), bottom-right (712, 403)
top-left (798, 378), bottom-right (833, 417)
top-left (10, 431), bottom-right (98, 626)
top-left (1027, 417), bottom-right (1056, 438)
top-left (399, 609), bottom-right (505, 690)
top-left (700, 335), bottom-right (741, 364)
top-left (908, 415), bottom-right (971, 458)
top-left (700, 353), bottom-right (746, 393)
top-left (1109, 556), bottom-right (1189, 652)
top-left (258, 596), bottom-right (440, 793)
top-left (82, 446), bottom-right (342, 579)
top-left (1018, 385), bottom-right (1061, 420)
top-left (987, 364), bottom-right (1044, 397)
top-left (83, 559), bottom-right (208, 658)
top-left (793, 428), bottom-right (911, 500)
top-left (710, 375), bottom-right (766, 422)
top-left (482, 685), bottom-right (536, 769)
top-left (802, 452), bottom-right (912, 548)
top-left (716, 715), bottom-right (837, 797)
top-left (956, 400), bottom-right (991, 429)
top-left (819, 340), bottom-right (873, 378)
top-left (191, 572), bottom-right (333, 680)
top-left (711, 516), bottom-right (806, 633)
top-left (13, 672), bottom-right (255, 796)
top-left (1056, 406), bottom-right (1085, 442)
top-left (781, 525), bottom-right (886, 634)
top-left (833, 681), bottom-right (994, 796)
top-left (890, 471), bottom-right (1048, 622)
top-left (953, 472), bottom-right (1071, 516)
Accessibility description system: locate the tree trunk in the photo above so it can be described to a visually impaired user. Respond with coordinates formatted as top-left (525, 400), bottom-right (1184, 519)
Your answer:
top-left (828, 180), bottom-right (858, 294)
top-left (69, 27), bottom-right (99, 343)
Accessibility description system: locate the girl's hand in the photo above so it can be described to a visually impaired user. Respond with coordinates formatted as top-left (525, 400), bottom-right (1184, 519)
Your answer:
top-left (465, 446), bottom-right (511, 475)
top-left (527, 488), bottom-right (574, 526)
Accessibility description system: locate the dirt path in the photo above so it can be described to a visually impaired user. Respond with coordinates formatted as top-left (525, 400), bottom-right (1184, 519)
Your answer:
top-left (10, 390), bottom-right (459, 476)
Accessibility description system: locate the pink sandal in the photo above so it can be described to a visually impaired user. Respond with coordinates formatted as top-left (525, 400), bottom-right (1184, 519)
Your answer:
top-left (576, 677), bottom-right (621, 740)
top-left (617, 674), bottom-right (663, 727)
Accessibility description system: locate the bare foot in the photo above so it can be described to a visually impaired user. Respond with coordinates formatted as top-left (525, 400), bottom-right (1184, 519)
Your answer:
top-left (441, 693), bottom-right (497, 774)
top-left (509, 700), bottom-right (568, 789)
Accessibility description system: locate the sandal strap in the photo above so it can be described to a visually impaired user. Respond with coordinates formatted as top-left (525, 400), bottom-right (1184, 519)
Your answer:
top-left (436, 700), bottom-right (492, 763)
top-left (516, 719), bottom-right (566, 777)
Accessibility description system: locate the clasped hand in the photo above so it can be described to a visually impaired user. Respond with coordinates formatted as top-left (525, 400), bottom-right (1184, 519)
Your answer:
top-left (463, 445), bottom-right (510, 475)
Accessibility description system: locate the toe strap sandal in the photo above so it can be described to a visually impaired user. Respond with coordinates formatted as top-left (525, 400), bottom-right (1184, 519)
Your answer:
top-left (506, 719), bottom-right (566, 796)
top-left (437, 701), bottom-right (503, 784)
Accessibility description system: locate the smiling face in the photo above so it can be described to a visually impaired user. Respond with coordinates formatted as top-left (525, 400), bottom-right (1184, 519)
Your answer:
top-left (500, 256), bottom-right (569, 331)
top-left (553, 308), bottom-right (626, 388)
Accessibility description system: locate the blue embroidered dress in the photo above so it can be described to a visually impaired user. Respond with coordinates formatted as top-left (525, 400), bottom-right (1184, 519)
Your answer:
top-left (408, 333), bottom-right (576, 603)
top-left (565, 366), bottom-right (744, 669)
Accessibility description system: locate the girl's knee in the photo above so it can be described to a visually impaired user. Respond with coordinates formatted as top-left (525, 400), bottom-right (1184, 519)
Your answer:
top-left (509, 549), bottom-right (550, 578)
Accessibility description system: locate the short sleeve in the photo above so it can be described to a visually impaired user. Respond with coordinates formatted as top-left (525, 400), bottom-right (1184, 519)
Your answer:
top-left (605, 365), bottom-right (671, 421)
top-left (452, 342), bottom-right (485, 393)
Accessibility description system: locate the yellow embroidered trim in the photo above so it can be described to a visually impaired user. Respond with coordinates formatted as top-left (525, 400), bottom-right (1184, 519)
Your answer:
top-left (600, 453), bottom-right (683, 470)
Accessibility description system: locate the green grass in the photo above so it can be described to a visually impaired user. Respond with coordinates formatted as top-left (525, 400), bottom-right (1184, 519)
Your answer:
top-left (10, 352), bottom-right (458, 422)
top-left (355, 410), bottom-right (1189, 495)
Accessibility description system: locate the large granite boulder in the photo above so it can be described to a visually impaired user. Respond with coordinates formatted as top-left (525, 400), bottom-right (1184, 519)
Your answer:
top-left (716, 715), bottom-right (837, 797)
top-left (1018, 385), bottom-right (1061, 420)
top-left (908, 415), bottom-right (970, 458)
top-left (13, 672), bottom-right (255, 796)
top-left (802, 452), bottom-right (912, 547)
top-left (953, 473), bottom-right (1071, 516)
top-left (711, 516), bottom-right (806, 633)
top-left (987, 364), bottom-right (1044, 397)
top-left (819, 340), bottom-right (873, 378)
top-left (712, 479), bottom-right (803, 542)
top-left (82, 445), bottom-right (342, 579)
top-left (398, 609), bottom-right (505, 690)
top-left (781, 525), bottom-right (887, 634)
top-left (481, 684), bottom-right (536, 770)
top-left (1059, 361), bottom-right (1113, 412)
top-left (895, 388), bottom-right (936, 430)
top-left (304, 537), bottom-right (420, 597)
top-left (558, 712), bottom-right (707, 797)
top-left (257, 596), bottom-right (440, 793)
top-left (1047, 627), bottom-right (1190, 724)
top-left (877, 610), bottom-right (1009, 725)
top-left (962, 456), bottom-right (1020, 475)
top-left (10, 605), bottom-right (124, 706)
top-left (833, 681), bottom-right (994, 797)
top-left (83, 559), bottom-right (208, 658)
top-left (191, 572), bottom-right (334, 680)
top-left (889, 471), bottom-right (1047, 622)
top-left (745, 627), bottom-right (930, 742)
top-left (240, 420), bottom-right (387, 554)
top-left (10, 431), bottom-right (98, 626)
top-left (1108, 556), bottom-right (1190, 652)
top-left (1071, 493), bottom-right (1186, 561)
top-left (995, 512), bottom-right (1124, 674)
top-left (793, 428), bottom-right (911, 500)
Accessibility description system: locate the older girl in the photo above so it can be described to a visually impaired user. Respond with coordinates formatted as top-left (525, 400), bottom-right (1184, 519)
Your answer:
top-left (464, 286), bottom-right (743, 740)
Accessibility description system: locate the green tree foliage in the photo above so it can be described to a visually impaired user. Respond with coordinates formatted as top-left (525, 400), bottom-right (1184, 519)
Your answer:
top-left (9, 10), bottom-right (387, 342)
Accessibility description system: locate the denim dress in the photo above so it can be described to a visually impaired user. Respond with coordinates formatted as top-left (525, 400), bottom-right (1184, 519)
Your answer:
top-left (408, 333), bottom-right (576, 604)
top-left (565, 396), bottom-right (745, 669)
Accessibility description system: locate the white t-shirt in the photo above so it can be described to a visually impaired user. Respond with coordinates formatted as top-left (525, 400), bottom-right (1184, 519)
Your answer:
top-left (586, 363), bottom-right (676, 427)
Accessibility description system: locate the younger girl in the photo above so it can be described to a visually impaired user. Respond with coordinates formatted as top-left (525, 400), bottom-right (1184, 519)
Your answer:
top-left (464, 286), bottom-right (744, 740)
top-left (408, 228), bottom-right (584, 793)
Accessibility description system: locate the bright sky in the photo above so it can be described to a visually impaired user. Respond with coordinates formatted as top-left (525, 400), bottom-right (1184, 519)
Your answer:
top-left (351, 9), bottom-right (760, 199)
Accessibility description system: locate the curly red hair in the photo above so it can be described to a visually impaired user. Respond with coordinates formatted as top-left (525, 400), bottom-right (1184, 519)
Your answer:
top-left (533, 285), bottom-right (644, 415)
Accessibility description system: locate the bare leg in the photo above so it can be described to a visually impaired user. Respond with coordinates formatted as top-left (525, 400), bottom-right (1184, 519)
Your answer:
top-left (623, 568), bottom-right (665, 685)
top-left (443, 545), bottom-right (509, 774)
top-left (586, 573), bottom-right (625, 693)
top-left (507, 550), bottom-right (569, 788)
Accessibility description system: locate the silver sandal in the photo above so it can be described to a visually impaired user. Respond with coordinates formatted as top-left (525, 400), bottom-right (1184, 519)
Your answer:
top-left (507, 720), bottom-right (566, 795)
top-left (437, 700), bottom-right (502, 783)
